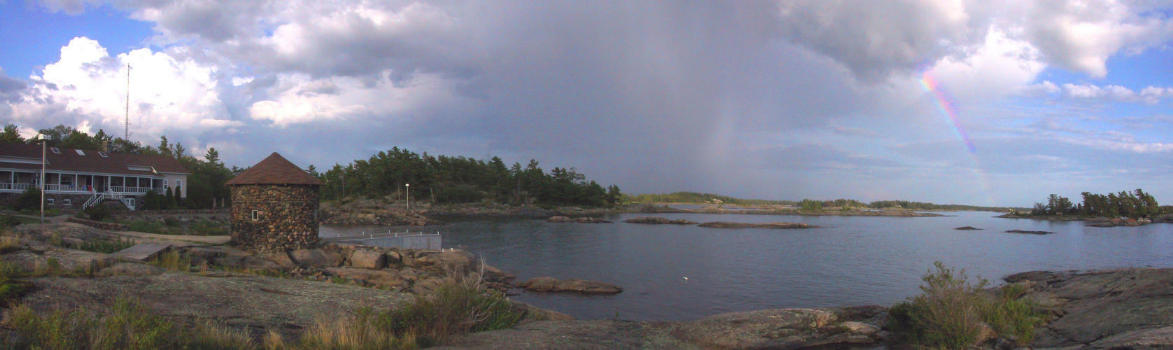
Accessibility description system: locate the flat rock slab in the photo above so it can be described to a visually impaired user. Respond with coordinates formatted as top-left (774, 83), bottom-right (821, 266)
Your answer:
top-left (440, 306), bottom-right (887, 349)
top-left (21, 272), bottom-right (409, 340)
top-left (1009, 268), bottom-right (1173, 348)
top-left (698, 221), bottom-right (818, 229)
top-left (111, 243), bottom-right (172, 262)
top-left (520, 276), bottom-right (623, 295)
top-left (1005, 229), bottom-right (1053, 235)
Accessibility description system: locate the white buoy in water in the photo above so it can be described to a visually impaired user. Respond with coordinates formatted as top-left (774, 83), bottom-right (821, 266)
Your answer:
top-left (682, 276), bottom-right (689, 282)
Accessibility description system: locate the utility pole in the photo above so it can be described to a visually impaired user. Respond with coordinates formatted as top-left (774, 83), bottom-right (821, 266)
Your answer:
top-left (40, 139), bottom-right (45, 225)
top-left (125, 64), bottom-right (131, 139)
top-left (405, 183), bottom-right (411, 211)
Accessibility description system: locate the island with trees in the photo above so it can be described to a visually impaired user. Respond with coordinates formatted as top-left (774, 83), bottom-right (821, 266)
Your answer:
top-left (1001, 189), bottom-right (1173, 226)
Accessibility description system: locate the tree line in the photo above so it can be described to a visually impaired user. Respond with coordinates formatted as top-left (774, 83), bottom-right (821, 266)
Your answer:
top-left (2, 124), bottom-right (234, 210)
top-left (317, 147), bottom-right (621, 207)
top-left (1030, 189), bottom-right (1161, 218)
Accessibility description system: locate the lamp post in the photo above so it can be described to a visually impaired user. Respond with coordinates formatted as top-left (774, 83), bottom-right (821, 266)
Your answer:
top-left (405, 183), bottom-right (410, 211)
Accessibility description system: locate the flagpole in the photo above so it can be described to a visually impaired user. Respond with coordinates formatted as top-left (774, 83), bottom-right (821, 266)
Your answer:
top-left (40, 139), bottom-right (46, 225)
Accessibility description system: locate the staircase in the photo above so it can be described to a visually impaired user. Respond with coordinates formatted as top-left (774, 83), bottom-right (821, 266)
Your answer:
top-left (82, 191), bottom-right (136, 211)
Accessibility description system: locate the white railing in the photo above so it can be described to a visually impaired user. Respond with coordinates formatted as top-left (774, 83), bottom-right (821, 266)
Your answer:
top-left (108, 186), bottom-right (158, 194)
top-left (0, 183), bottom-right (33, 191)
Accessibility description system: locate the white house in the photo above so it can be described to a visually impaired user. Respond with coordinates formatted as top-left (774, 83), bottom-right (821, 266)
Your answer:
top-left (0, 143), bottom-right (189, 210)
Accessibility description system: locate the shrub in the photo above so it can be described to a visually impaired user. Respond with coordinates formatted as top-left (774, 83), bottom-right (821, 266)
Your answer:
top-left (85, 205), bottom-right (112, 221)
top-left (14, 187), bottom-right (41, 211)
top-left (381, 278), bottom-right (524, 346)
top-left (887, 262), bottom-right (1048, 349)
top-left (163, 217), bottom-right (180, 227)
top-left (0, 215), bottom-right (22, 228)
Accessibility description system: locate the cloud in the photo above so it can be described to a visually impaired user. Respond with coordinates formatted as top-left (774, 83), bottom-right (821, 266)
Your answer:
top-left (1020, 1), bottom-right (1173, 77)
top-left (6, 37), bottom-right (225, 141)
top-left (6, 1), bottom-right (1173, 206)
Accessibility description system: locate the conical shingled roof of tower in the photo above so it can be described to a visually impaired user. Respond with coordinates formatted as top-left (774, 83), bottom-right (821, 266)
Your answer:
top-left (226, 152), bottom-right (322, 186)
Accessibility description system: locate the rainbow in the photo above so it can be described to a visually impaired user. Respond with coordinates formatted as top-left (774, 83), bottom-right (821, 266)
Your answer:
top-left (920, 72), bottom-right (976, 153)
top-left (920, 70), bottom-right (998, 205)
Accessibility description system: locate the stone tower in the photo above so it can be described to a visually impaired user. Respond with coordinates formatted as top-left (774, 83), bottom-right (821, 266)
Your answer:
top-left (226, 152), bottom-right (322, 252)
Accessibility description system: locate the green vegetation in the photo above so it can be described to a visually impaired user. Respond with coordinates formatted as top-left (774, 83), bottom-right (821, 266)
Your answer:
top-left (300, 278), bottom-right (523, 349)
top-left (0, 260), bottom-right (30, 306)
top-left (72, 237), bottom-right (137, 254)
top-left (3, 297), bottom-right (256, 350)
top-left (1, 277), bottom-right (522, 350)
top-left (122, 218), bottom-right (227, 236)
top-left (319, 147), bottom-right (621, 207)
top-left (887, 262), bottom-right (1048, 349)
top-left (1029, 189), bottom-right (1160, 218)
top-left (14, 187), bottom-right (42, 212)
top-left (83, 205), bottom-right (111, 221)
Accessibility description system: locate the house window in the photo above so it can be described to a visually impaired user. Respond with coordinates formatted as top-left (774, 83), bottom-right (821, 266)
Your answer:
top-left (50, 147), bottom-right (61, 154)
top-left (63, 198), bottom-right (72, 206)
top-left (47, 198), bottom-right (55, 206)
top-left (75, 149), bottom-right (86, 156)
top-left (251, 210), bottom-right (261, 221)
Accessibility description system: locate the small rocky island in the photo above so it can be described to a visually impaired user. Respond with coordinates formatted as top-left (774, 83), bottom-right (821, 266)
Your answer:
top-left (697, 221), bottom-right (818, 229)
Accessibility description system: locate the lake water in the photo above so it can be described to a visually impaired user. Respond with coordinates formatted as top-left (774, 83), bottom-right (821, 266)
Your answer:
top-left (320, 211), bottom-right (1173, 321)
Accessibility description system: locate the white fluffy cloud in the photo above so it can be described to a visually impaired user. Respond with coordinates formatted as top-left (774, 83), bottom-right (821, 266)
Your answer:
top-left (6, 37), bottom-right (227, 140)
top-left (1020, 1), bottom-right (1173, 77)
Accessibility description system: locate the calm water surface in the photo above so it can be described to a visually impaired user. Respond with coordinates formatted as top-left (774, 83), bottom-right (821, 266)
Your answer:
top-left (321, 211), bottom-right (1173, 321)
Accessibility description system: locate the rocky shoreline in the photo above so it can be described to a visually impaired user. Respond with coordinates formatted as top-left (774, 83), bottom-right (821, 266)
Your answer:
top-left (441, 267), bottom-right (1173, 349)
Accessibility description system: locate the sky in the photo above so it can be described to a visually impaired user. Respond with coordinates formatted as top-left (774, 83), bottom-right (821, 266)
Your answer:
top-left (1, 0), bottom-right (1172, 207)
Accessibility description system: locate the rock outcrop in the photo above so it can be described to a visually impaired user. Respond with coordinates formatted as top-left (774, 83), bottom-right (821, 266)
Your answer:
top-left (546, 216), bottom-right (612, 223)
top-left (1005, 229), bottom-right (1052, 235)
top-left (440, 306), bottom-right (888, 349)
top-left (519, 276), bottom-right (623, 295)
top-left (622, 217), bottom-right (697, 225)
top-left (1006, 268), bottom-right (1173, 348)
top-left (954, 226), bottom-right (982, 230)
top-left (698, 221), bottom-right (818, 229)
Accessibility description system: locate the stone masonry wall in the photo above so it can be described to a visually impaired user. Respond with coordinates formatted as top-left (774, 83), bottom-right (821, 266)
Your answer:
top-left (231, 185), bottom-right (320, 252)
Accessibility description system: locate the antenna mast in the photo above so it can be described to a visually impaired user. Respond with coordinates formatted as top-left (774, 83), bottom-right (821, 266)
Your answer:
top-left (125, 64), bottom-right (131, 140)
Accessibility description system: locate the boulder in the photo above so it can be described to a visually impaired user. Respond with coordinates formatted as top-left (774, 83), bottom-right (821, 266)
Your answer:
top-left (413, 250), bottom-right (476, 273)
top-left (348, 249), bottom-right (387, 269)
top-left (326, 267), bottom-right (409, 290)
top-left (263, 251), bottom-right (298, 269)
top-left (519, 276), bottom-right (623, 295)
top-left (290, 248), bottom-right (342, 267)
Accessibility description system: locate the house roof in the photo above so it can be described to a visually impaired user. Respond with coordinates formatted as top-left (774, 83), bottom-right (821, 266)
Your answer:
top-left (0, 142), bottom-right (189, 176)
top-left (226, 152), bottom-right (321, 186)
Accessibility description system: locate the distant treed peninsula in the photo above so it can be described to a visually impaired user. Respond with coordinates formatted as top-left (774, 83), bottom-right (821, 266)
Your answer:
top-left (316, 147), bottom-right (621, 207)
top-left (628, 192), bottom-right (1018, 212)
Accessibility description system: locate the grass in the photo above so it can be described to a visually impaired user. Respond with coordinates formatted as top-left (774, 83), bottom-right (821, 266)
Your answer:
top-left (74, 237), bottom-right (137, 254)
top-left (0, 234), bottom-right (21, 253)
top-left (3, 297), bottom-right (258, 350)
top-left (0, 260), bottom-right (30, 306)
top-left (122, 218), bottom-right (228, 236)
top-left (149, 250), bottom-right (193, 272)
top-left (1, 277), bottom-right (524, 350)
top-left (887, 262), bottom-right (1049, 349)
top-left (297, 277), bottom-right (523, 348)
